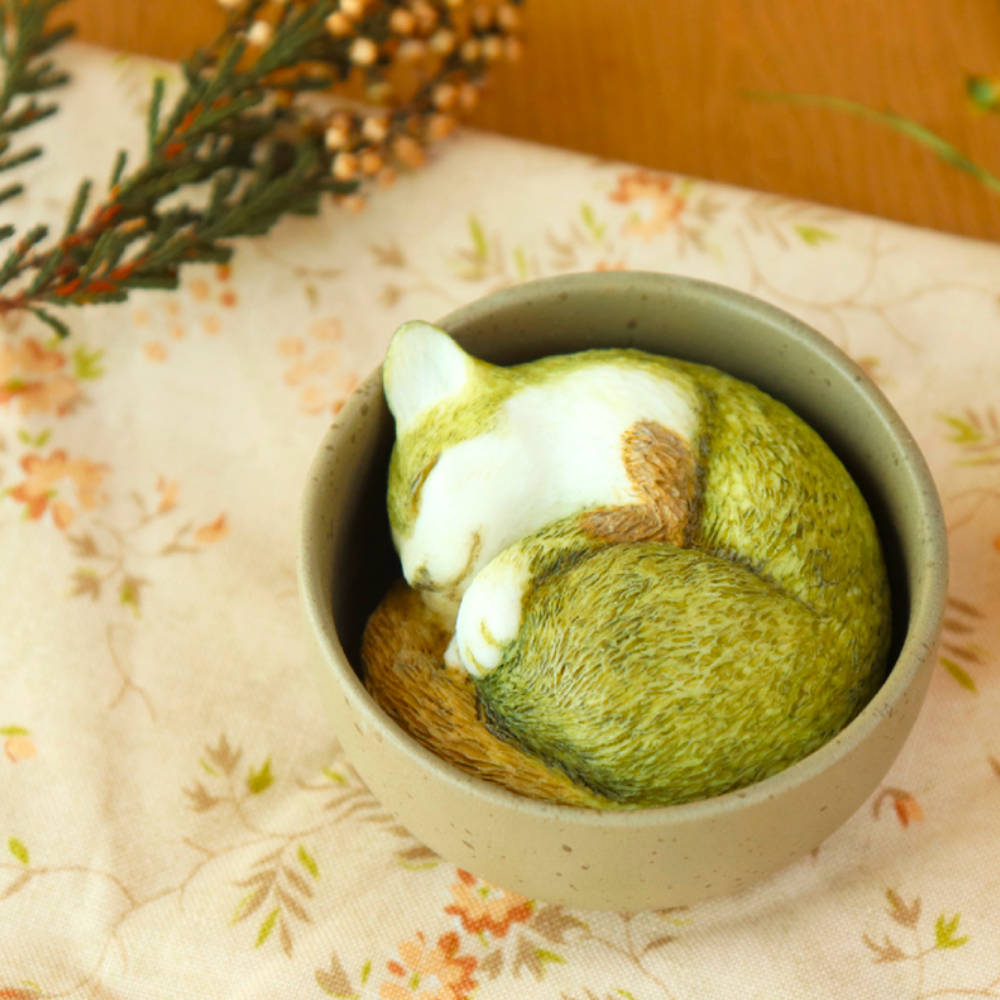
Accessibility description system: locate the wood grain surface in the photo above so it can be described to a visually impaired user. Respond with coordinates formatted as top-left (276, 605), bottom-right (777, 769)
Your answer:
top-left (63, 0), bottom-right (1000, 242)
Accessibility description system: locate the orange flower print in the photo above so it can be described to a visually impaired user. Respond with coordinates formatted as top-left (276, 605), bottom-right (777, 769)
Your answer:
top-left (8, 450), bottom-right (108, 528)
top-left (143, 342), bottom-right (168, 363)
top-left (277, 318), bottom-right (356, 415)
top-left (381, 931), bottom-right (477, 1000)
top-left (194, 513), bottom-right (229, 545)
top-left (610, 170), bottom-right (688, 241)
top-left (156, 477), bottom-right (179, 514)
top-left (444, 869), bottom-right (533, 938)
top-left (3, 729), bottom-right (36, 763)
top-left (0, 338), bottom-right (81, 416)
top-left (873, 787), bottom-right (924, 828)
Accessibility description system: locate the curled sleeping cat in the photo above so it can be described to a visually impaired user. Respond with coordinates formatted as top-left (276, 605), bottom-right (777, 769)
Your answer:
top-left (383, 321), bottom-right (891, 807)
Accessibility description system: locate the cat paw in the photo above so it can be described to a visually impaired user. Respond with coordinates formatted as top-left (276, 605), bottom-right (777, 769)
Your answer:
top-left (450, 548), bottom-right (534, 679)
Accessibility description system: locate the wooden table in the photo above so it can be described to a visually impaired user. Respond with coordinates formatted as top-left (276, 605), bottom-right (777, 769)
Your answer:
top-left (65, 0), bottom-right (1000, 242)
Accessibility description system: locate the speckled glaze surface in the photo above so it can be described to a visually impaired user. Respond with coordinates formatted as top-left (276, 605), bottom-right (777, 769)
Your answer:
top-left (297, 272), bottom-right (948, 912)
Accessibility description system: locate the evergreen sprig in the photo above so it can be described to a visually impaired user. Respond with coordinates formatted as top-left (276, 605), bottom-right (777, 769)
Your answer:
top-left (0, 0), bottom-right (525, 337)
top-left (0, 0), bottom-right (72, 217)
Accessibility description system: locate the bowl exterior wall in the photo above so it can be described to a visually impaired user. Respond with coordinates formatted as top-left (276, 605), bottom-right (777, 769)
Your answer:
top-left (299, 272), bottom-right (947, 911)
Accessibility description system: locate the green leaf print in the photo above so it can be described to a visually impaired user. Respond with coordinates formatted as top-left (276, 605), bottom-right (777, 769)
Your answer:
top-left (580, 202), bottom-right (607, 242)
top-left (297, 844), bottom-right (320, 880)
top-left (795, 224), bottom-right (836, 246)
top-left (8, 838), bottom-right (29, 866)
top-left (940, 657), bottom-right (977, 693)
top-left (0, 727), bottom-right (29, 737)
top-left (535, 948), bottom-right (566, 965)
top-left (247, 757), bottom-right (274, 795)
top-left (71, 345), bottom-right (105, 381)
top-left (468, 215), bottom-right (488, 260)
top-left (256, 908), bottom-right (279, 947)
top-left (935, 913), bottom-right (970, 949)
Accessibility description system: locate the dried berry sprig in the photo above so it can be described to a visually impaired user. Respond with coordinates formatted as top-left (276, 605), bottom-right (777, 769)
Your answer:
top-left (0, 0), bottom-right (524, 337)
top-left (0, 0), bottom-right (73, 222)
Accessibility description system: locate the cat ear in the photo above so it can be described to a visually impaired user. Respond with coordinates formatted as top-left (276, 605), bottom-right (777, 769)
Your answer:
top-left (383, 321), bottom-right (473, 430)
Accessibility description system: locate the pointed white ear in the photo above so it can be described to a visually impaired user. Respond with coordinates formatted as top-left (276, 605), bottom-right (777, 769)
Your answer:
top-left (383, 321), bottom-right (472, 430)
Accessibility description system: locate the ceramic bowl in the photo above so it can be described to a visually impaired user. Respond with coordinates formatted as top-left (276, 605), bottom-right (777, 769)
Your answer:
top-left (298, 271), bottom-right (947, 912)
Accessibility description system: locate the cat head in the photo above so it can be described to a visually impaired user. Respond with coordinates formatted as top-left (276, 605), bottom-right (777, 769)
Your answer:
top-left (383, 322), bottom-right (523, 611)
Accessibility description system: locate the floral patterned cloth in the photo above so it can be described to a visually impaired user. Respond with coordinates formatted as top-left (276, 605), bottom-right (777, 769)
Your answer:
top-left (2, 43), bottom-right (999, 1000)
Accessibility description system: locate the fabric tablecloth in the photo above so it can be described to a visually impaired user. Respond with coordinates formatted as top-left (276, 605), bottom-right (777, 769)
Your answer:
top-left (3, 43), bottom-right (1000, 999)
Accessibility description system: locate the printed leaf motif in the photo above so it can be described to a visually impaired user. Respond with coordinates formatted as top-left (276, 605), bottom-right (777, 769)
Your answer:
top-left (990, 755), bottom-right (1000, 780)
top-left (935, 913), bottom-right (969, 950)
top-left (233, 870), bottom-right (277, 890)
top-left (532, 905), bottom-right (587, 944)
top-left (0, 727), bottom-right (29, 737)
top-left (0, 870), bottom-right (31, 901)
top-left (941, 657), bottom-right (977, 693)
top-left (232, 884), bottom-right (271, 924)
top-left (205, 734), bottom-right (241, 776)
top-left (536, 948), bottom-right (566, 966)
top-left (277, 885), bottom-right (311, 923)
top-left (862, 933), bottom-right (907, 963)
top-left (580, 203), bottom-right (607, 243)
top-left (938, 408), bottom-right (1000, 466)
top-left (284, 866), bottom-right (314, 898)
top-left (479, 950), bottom-right (503, 979)
top-left (370, 241), bottom-right (405, 268)
top-left (183, 780), bottom-right (220, 813)
top-left (7, 838), bottom-right (29, 866)
top-left (468, 215), bottom-right (489, 260)
top-left (67, 533), bottom-right (100, 558)
top-left (255, 907), bottom-right (279, 947)
top-left (886, 888), bottom-right (921, 928)
top-left (69, 567), bottom-right (101, 600)
top-left (315, 951), bottom-right (358, 998)
top-left (396, 842), bottom-right (438, 868)
top-left (513, 936), bottom-right (544, 980)
top-left (71, 345), bottom-right (105, 381)
top-left (642, 934), bottom-right (677, 954)
top-left (16, 428), bottom-right (51, 449)
top-left (119, 575), bottom-right (148, 615)
top-left (247, 757), bottom-right (274, 795)
top-left (297, 844), bottom-right (320, 880)
top-left (279, 915), bottom-right (293, 957)
top-left (795, 224), bottom-right (836, 246)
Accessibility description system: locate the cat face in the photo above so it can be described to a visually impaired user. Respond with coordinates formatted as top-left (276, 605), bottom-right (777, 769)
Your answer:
top-left (384, 322), bottom-right (523, 608)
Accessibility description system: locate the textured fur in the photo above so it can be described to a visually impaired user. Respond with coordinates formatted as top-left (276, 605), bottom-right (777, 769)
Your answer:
top-left (382, 324), bottom-right (892, 806)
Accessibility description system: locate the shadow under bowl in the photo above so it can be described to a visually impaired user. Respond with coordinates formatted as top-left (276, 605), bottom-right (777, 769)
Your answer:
top-left (298, 271), bottom-right (948, 912)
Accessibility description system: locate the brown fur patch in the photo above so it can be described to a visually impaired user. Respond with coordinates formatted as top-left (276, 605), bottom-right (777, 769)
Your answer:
top-left (362, 579), bottom-right (610, 808)
top-left (579, 421), bottom-right (699, 546)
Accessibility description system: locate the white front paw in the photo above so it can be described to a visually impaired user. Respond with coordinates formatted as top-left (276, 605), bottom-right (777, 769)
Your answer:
top-left (451, 549), bottom-right (533, 679)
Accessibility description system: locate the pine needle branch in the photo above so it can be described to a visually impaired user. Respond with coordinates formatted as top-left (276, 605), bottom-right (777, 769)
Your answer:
top-left (0, 0), bottom-right (73, 194)
top-left (0, 0), bottom-right (526, 334)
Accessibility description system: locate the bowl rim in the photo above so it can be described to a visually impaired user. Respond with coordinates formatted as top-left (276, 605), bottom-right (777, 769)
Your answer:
top-left (299, 271), bottom-right (949, 828)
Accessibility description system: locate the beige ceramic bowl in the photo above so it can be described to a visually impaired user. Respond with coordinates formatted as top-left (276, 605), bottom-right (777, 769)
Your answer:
top-left (298, 272), bottom-right (947, 912)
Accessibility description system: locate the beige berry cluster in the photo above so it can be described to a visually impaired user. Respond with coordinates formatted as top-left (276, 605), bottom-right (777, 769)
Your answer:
top-left (221, 0), bottom-right (524, 211)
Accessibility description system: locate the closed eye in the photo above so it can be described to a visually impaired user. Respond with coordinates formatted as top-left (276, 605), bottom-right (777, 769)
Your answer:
top-left (409, 454), bottom-right (439, 510)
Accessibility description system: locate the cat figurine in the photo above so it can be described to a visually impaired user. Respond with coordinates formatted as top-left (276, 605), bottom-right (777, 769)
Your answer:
top-left (382, 320), bottom-right (891, 806)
